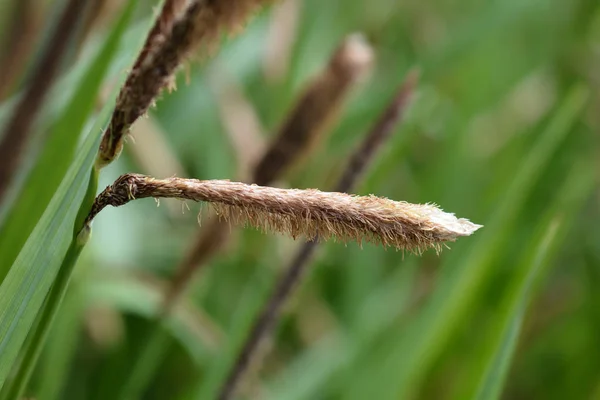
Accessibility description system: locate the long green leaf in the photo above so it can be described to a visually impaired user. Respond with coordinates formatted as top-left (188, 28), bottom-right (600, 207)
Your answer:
top-left (0, 166), bottom-right (98, 400)
top-left (0, 0), bottom-right (138, 280)
top-left (1, 232), bottom-right (90, 400)
top-left (0, 125), bottom-right (101, 388)
top-left (339, 84), bottom-right (588, 400)
top-left (265, 261), bottom-right (417, 400)
top-left (389, 84), bottom-right (589, 399)
top-left (36, 266), bottom-right (87, 400)
top-left (0, 2), bottom-right (153, 387)
top-left (196, 267), bottom-right (275, 400)
top-left (471, 161), bottom-right (595, 400)
top-left (0, 2), bottom-right (142, 394)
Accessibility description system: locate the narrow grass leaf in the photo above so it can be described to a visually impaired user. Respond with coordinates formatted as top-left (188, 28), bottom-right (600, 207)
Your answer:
top-left (0, 126), bottom-right (100, 388)
top-left (196, 267), bottom-right (274, 400)
top-left (265, 261), bottom-right (417, 400)
top-left (0, 0), bottom-right (139, 280)
top-left (0, 2), bottom-right (155, 383)
top-left (471, 161), bottom-right (595, 400)
top-left (36, 272), bottom-right (87, 400)
top-left (338, 84), bottom-right (588, 400)
top-left (385, 84), bottom-right (589, 399)
top-left (1, 236), bottom-right (90, 400)
top-left (392, 85), bottom-right (589, 398)
top-left (85, 271), bottom-right (220, 365)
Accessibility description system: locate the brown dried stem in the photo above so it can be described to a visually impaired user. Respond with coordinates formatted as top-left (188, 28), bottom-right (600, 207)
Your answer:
top-left (163, 34), bottom-right (374, 312)
top-left (335, 69), bottom-right (420, 193)
top-left (0, 0), bottom-right (40, 99)
top-left (217, 70), bottom-right (425, 400)
top-left (209, 67), bottom-right (266, 175)
top-left (263, 0), bottom-right (301, 82)
top-left (253, 33), bottom-right (373, 185)
top-left (96, 0), bottom-right (274, 168)
top-left (0, 0), bottom-right (87, 202)
top-left (86, 173), bottom-right (481, 251)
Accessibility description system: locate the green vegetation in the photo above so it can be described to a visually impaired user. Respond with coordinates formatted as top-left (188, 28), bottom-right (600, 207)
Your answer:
top-left (0, 0), bottom-right (597, 399)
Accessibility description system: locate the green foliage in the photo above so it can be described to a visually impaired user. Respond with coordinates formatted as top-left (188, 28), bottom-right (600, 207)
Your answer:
top-left (0, 0), bottom-right (598, 399)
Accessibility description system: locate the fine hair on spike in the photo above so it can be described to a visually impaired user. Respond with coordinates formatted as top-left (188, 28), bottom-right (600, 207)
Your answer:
top-left (86, 174), bottom-right (482, 253)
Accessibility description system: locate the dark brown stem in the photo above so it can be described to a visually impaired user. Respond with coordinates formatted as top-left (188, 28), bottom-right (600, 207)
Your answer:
top-left (0, 0), bottom-right (87, 202)
top-left (217, 240), bottom-right (318, 400)
top-left (217, 69), bottom-right (422, 400)
top-left (253, 33), bottom-right (373, 186)
top-left (335, 69), bottom-right (420, 193)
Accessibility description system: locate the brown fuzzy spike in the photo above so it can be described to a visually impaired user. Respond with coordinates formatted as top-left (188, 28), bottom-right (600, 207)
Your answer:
top-left (86, 173), bottom-right (482, 252)
top-left (133, 0), bottom-right (188, 72)
top-left (96, 0), bottom-right (275, 168)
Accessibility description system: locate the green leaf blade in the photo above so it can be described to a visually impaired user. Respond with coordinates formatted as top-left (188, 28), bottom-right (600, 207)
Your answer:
top-left (471, 161), bottom-right (596, 400)
top-left (0, 130), bottom-right (100, 387)
top-left (0, 0), bottom-right (138, 280)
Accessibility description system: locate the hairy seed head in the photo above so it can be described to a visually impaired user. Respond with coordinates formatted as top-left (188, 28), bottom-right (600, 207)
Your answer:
top-left (87, 174), bottom-right (482, 253)
top-left (97, 0), bottom-right (274, 168)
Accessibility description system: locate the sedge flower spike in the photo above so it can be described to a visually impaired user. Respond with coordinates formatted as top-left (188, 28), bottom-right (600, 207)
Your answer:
top-left (96, 0), bottom-right (275, 168)
top-left (86, 174), bottom-right (482, 253)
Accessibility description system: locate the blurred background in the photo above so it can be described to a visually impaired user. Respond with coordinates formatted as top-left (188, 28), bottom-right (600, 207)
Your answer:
top-left (0, 0), bottom-right (599, 399)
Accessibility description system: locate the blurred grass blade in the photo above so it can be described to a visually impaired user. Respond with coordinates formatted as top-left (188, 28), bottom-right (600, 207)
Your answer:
top-left (340, 84), bottom-right (589, 400)
top-left (396, 85), bottom-right (588, 397)
top-left (394, 84), bottom-right (589, 397)
top-left (118, 328), bottom-right (172, 400)
top-left (0, 0), bottom-right (139, 281)
top-left (196, 269), bottom-right (274, 400)
top-left (471, 161), bottom-right (595, 400)
top-left (387, 84), bottom-right (589, 399)
top-left (85, 271), bottom-right (221, 364)
top-left (266, 261), bottom-right (417, 400)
